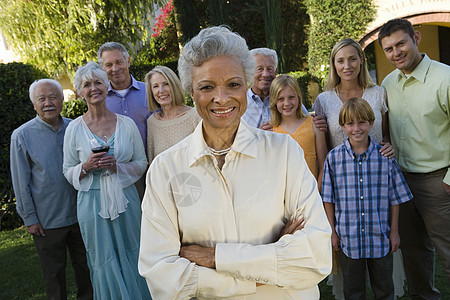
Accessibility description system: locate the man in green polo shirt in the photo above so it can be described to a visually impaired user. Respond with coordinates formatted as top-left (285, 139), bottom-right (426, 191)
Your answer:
top-left (379, 18), bottom-right (450, 299)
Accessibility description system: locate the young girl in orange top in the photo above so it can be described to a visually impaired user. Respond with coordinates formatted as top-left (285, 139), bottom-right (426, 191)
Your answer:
top-left (270, 74), bottom-right (327, 190)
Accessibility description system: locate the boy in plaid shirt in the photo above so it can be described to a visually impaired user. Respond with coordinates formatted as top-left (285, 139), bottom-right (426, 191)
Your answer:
top-left (321, 97), bottom-right (412, 299)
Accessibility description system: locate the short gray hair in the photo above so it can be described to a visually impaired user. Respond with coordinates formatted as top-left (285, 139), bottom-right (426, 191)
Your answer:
top-left (250, 48), bottom-right (278, 70)
top-left (74, 61), bottom-right (110, 96)
top-left (97, 42), bottom-right (130, 65)
top-left (178, 26), bottom-right (256, 93)
top-left (29, 79), bottom-right (63, 103)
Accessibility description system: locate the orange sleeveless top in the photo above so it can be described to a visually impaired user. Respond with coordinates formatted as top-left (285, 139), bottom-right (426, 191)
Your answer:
top-left (273, 116), bottom-right (318, 178)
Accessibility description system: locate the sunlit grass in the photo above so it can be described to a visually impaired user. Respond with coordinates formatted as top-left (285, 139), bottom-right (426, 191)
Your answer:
top-left (1, 226), bottom-right (448, 299)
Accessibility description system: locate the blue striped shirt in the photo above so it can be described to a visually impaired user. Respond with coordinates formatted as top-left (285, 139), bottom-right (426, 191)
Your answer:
top-left (321, 137), bottom-right (412, 259)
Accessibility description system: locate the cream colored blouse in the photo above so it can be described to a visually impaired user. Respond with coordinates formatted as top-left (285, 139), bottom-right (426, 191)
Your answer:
top-left (139, 119), bottom-right (332, 299)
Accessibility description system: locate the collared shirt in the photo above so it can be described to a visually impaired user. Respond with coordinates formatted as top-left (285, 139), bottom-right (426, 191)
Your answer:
top-left (106, 75), bottom-right (151, 146)
top-left (242, 88), bottom-right (271, 128)
top-left (139, 119), bottom-right (332, 299)
top-left (10, 116), bottom-right (78, 229)
top-left (381, 54), bottom-right (450, 184)
top-left (321, 138), bottom-right (412, 259)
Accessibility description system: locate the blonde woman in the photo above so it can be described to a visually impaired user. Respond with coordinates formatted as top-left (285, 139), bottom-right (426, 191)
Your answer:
top-left (313, 38), bottom-right (393, 157)
top-left (145, 66), bottom-right (201, 164)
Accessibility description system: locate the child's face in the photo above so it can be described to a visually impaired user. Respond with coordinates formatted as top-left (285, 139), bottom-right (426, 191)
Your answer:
top-left (341, 117), bottom-right (374, 145)
top-left (276, 86), bottom-right (299, 119)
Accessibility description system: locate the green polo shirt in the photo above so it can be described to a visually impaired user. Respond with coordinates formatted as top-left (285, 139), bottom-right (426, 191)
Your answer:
top-left (382, 54), bottom-right (450, 184)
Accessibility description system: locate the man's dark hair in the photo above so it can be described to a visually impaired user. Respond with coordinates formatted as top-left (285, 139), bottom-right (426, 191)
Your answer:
top-left (378, 19), bottom-right (415, 46)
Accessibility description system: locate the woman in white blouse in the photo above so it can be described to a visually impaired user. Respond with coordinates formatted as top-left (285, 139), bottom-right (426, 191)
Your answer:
top-left (138, 26), bottom-right (332, 299)
top-left (145, 66), bottom-right (201, 165)
top-left (63, 62), bottom-right (150, 299)
top-left (313, 38), bottom-right (393, 156)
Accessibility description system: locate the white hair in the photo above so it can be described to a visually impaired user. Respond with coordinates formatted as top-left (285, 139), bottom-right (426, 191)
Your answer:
top-left (250, 48), bottom-right (278, 69)
top-left (74, 61), bottom-right (110, 96)
top-left (29, 79), bottom-right (63, 103)
top-left (178, 26), bottom-right (256, 93)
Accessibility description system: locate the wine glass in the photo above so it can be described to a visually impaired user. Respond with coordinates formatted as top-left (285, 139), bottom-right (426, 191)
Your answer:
top-left (89, 137), bottom-right (111, 176)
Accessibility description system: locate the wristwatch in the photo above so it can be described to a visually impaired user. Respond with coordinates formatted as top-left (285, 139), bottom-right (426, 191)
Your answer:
top-left (82, 167), bottom-right (88, 175)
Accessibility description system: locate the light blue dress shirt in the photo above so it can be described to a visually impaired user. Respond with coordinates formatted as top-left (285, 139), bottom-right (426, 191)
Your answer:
top-left (106, 75), bottom-right (151, 146)
top-left (10, 116), bottom-right (78, 229)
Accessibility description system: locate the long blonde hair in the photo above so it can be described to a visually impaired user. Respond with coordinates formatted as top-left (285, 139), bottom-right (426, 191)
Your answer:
top-left (324, 38), bottom-right (374, 91)
top-left (269, 74), bottom-right (307, 127)
top-left (145, 66), bottom-right (185, 111)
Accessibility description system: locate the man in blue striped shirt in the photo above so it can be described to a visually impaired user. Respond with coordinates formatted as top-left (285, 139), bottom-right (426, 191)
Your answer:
top-left (321, 97), bottom-right (412, 299)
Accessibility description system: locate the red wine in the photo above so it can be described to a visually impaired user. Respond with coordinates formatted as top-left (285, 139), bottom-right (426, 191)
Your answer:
top-left (91, 145), bottom-right (110, 153)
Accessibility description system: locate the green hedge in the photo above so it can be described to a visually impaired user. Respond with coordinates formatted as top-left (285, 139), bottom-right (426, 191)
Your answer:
top-left (61, 98), bottom-right (87, 119)
top-left (0, 63), bottom-right (47, 230)
top-left (287, 71), bottom-right (322, 109)
top-left (130, 60), bottom-right (179, 82)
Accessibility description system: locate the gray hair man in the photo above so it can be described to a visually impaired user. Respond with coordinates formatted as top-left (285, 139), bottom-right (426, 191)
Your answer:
top-left (98, 42), bottom-right (150, 198)
top-left (10, 79), bottom-right (92, 299)
top-left (242, 48), bottom-right (307, 130)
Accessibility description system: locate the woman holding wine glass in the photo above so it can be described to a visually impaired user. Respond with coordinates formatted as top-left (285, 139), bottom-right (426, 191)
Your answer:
top-left (63, 61), bottom-right (151, 299)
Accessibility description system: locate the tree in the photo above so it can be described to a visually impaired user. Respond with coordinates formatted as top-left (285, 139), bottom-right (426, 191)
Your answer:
top-left (0, 0), bottom-right (164, 77)
top-left (305, 0), bottom-right (375, 80)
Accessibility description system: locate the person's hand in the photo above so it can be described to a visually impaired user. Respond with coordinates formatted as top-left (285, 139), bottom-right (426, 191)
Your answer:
top-left (27, 222), bottom-right (45, 236)
top-left (442, 181), bottom-right (450, 195)
top-left (280, 215), bottom-right (305, 237)
top-left (331, 231), bottom-right (340, 251)
top-left (379, 142), bottom-right (395, 158)
top-left (313, 115), bottom-right (328, 133)
top-left (98, 155), bottom-right (117, 173)
top-left (258, 122), bottom-right (273, 131)
top-left (84, 151), bottom-right (108, 172)
top-left (389, 230), bottom-right (400, 252)
top-left (179, 245), bottom-right (215, 269)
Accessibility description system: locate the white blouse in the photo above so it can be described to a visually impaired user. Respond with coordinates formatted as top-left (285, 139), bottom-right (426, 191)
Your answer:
top-left (139, 119), bottom-right (332, 299)
top-left (63, 114), bottom-right (148, 219)
top-left (313, 85), bottom-right (388, 149)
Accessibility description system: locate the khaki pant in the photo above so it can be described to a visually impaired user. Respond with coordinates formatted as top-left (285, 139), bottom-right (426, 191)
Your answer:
top-left (400, 168), bottom-right (450, 299)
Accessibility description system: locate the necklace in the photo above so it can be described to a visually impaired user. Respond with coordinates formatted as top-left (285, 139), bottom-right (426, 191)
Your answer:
top-left (208, 146), bottom-right (232, 156)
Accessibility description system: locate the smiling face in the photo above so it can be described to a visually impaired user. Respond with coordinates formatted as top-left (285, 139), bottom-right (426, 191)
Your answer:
top-left (191, 55), bottom-right (247, 133)
top-left (32, 82), bottom-right (63, 127)
top-left (334, 45), bottom-right (362, 83)
top-left (150, 72), bottom-right (173, 107)
top-left (276, 86), bottom-right (299, 119)
top-left (252, 54), bottom-right (277, 98)
top-left (100, 49), bottom-right (131, 90)
top-left (80, 75), bottom-right (108, 106)
top-left (341, 117), bottom-right (373, 146)
top-left (380, 29), bottom-right (422, 74)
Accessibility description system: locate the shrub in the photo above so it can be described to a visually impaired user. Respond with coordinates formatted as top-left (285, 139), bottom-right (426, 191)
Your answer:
top-left (305, 0), bottom-right (376, 79)
top-left (287, 71), bottom-right (322, 109)
top-left (61, 99), bottom-right (87, 119)
top-left (0, 62), bottom-right (46, 230)
top-left (130, 60), bottom-right (179, 82)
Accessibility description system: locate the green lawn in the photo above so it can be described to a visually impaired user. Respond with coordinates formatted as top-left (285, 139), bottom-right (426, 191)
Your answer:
top-left (1, 227), bottom-right (448, 299)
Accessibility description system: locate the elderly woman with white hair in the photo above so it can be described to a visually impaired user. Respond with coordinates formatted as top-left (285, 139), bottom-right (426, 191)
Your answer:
top-left (63, 61), bottom-right (150, 299)
top-left (139, 26), bottom-right (332, 299)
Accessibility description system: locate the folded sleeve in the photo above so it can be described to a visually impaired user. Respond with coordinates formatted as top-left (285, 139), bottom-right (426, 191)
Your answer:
top-left (139, 157), bottom-right (256, 300)
top-left (115, 116), bottom-right (148, 188)
top-left (62, 121), bottom-right (92, 191)
top-left (216, 138), bottom-right (332, 290)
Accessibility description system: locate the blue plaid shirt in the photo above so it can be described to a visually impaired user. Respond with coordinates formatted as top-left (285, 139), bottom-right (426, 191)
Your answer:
top-left (321, 137), bottom-right (412, 259)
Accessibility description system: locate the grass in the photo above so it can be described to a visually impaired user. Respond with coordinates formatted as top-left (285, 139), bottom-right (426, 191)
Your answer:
top-left (1, 227), bottom-right (448, 299)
